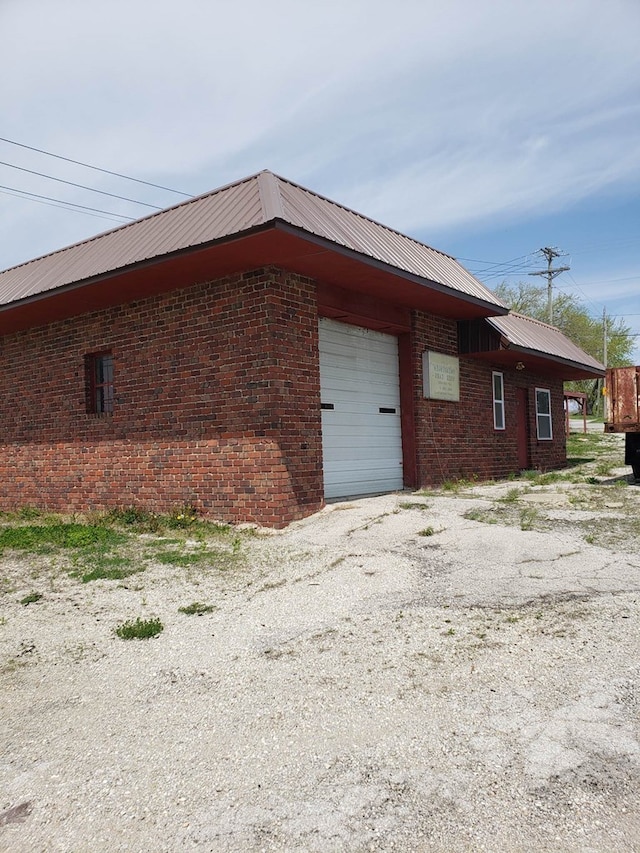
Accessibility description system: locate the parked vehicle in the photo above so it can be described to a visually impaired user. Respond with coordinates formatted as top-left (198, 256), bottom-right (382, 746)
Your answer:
top-left (604, 366), bottom-right (640, 479)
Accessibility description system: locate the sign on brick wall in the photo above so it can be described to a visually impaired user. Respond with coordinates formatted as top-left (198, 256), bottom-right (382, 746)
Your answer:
top-left (422, 351), bottom-right (460, 401)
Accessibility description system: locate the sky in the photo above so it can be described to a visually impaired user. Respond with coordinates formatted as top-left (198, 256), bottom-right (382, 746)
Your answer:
top-left (1, 0), bottom-right (639, 361)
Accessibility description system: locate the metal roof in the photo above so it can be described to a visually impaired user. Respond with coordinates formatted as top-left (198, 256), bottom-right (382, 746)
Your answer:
top-left (0, 170), bottom-right (505, 311)
top-left (487, 312), bottom-right (605, 373)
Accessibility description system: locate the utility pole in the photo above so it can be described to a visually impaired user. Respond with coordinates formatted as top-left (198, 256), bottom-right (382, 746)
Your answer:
top-left (603, 306), bottom-right (607, 367)
top-left (528, 247), bottom-right (570, 324)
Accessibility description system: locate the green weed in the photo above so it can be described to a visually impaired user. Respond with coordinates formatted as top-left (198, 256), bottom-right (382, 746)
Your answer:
top-left (20, 591), bottom-right (42, 606)
top-left (115, 617), bottom-right (163, 640)
top-left (178, 602), bottom-right (216, 615)
top-left (519, 507), bottom-right (540, 531)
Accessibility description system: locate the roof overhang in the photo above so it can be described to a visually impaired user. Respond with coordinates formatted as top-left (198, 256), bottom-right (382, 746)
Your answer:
top-left (0, 221), bottom-right (507, 335)
top-left (465, 346), bottom-right (605, 380)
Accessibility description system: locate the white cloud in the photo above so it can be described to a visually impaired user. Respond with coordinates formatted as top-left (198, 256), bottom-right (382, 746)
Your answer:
top-left (1, 0), bottom-right (640, 267)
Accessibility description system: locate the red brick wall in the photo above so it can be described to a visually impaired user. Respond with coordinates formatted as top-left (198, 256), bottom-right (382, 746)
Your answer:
top-left (0, 267), bottom-right (323, 526)
top-left (0, 274), bottom-right (571, 525)
top-left (411, 312), bottom-right (566, 485)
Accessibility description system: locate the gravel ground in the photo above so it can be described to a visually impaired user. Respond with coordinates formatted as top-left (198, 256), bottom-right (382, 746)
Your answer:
top-left (2, 447), bottom-right (640, 851)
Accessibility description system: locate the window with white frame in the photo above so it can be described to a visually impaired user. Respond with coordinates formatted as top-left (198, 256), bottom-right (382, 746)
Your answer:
top-left (492, 371), bottom-right (505, 430)
top-left (535, 388), bottom-right (553, 440)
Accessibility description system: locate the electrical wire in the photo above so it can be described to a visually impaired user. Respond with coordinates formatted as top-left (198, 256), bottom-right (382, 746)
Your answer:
top-left (0, 184), bottom-right (134, 222)
top-left (0, 136), bottom-right (192, 198)
top-left (0, 160), bottom-right (164, 210)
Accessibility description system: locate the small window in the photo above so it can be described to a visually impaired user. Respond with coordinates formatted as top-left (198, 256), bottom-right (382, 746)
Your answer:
top-left (86, 353), bottom-right (114, 415)
top-left (535, 388), bottom-right (553, 440)
top-left (492, 371), bottom-right (505, 430)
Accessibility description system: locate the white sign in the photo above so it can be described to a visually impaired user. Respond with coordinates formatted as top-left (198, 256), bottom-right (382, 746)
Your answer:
top-left (422, 351), bottom-right (460, 401)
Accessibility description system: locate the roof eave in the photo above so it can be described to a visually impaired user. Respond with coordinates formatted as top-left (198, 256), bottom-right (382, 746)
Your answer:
top-left (271, 220), bottom-right (509, 318)
top-left (470, 343), bottom-right (605, 379)
top-left (0, 219), bottom-right (509, 325)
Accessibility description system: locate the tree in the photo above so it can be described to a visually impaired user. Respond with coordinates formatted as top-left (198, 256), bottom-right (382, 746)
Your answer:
top-left (494, 281), bottom-right (634, 413)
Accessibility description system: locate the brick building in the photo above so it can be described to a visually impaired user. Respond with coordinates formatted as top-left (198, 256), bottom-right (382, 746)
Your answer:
top-left (0, 171), bottom-right (604, 526)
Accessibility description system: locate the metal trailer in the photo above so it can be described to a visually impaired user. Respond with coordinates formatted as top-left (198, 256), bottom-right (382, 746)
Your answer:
top-left (604, 366), bottom-right (640, 479)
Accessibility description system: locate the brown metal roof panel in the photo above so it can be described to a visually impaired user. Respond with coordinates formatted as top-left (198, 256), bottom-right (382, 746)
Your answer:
top-left (275, 177), bottom-right (504, 306)
top-left (487, 312), bottom-right (605, 372)
top-left (0, 169), bottom-right (505, 315)
top-left (0, 177), bottom-right (264, 305)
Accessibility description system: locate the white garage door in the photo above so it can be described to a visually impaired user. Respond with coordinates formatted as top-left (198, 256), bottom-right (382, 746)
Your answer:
top-left (319, 318), bottom-right (404, 499)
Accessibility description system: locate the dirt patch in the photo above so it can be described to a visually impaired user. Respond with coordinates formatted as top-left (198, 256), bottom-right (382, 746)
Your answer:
top-left (1, 433), bottom-right (640, 851)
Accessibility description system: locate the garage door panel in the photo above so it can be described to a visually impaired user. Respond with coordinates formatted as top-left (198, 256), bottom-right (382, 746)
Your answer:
top-left (319, 318), bottom-right (403, 499)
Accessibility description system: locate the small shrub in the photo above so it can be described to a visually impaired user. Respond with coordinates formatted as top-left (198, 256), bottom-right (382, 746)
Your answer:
top-left (20, 591), bottom-right (42, 606)
top-left (104, 507), bottom-right (162, 533)
top-left (178, 602), bottom-right (216, 615)
top-left (418, 526), bottom-right (435, 537)
top-left (115, 617), bottom-right (164, 640)
top-left (499, 488), bottom-right (521, 504)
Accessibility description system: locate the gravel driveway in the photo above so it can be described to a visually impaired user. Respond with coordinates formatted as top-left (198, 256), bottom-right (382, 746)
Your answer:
top-left (2, 435), bottom-right (640, 852)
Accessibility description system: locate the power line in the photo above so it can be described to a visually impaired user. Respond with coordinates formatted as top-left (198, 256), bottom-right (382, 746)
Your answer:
top-left (0, 183), bottom-right (134, 222)
top-left (0, 136), bottom-right (192, 198)
top-left (0, 160), bottom-right (163, 210)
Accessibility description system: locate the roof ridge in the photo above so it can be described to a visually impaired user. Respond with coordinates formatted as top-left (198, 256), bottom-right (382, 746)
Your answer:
top-left (270, 172), bottom-right (458, 263)
top-left (256, 170), bottom-right (285, 221)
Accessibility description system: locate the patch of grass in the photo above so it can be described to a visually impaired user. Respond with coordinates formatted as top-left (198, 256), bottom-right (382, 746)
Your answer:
top-left (80, 556), bottom-right (144, 583)
top-left (104, 506), bottom-right (162, 533)
top-left (178, 602), bottom-right (216, 615)
top-left (534, 471), bottom-right (565, 485)
top-left (0, 523), bottom-right (127, 555)
top-left (115, 617), bottom-right (163, 640)
top-left (153, 549), bottom-right (214, 567)
top-left (399, 501), bottom-right (430, 510)
top-left (441, 477), bottom-right (476, 493)
top-left (418, 526), bottom-right (436, 536)
top-left (499, 487), bottom-right (521, 504)
top-left (464, 508), bottom-right (498, 525)
top-left (595, 462), bottom-right (613, 477)
top-left (102, 505), bottom-right (232, 539)
top-left (17, 506), bottom-right (43, 521)
top-left (19, 591), bottom-right (42, 606)
top-left (519, 507), bottom-right (540, 531)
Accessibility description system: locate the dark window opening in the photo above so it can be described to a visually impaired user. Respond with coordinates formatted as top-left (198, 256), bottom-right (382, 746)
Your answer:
top-left (86, 353), bottom-right (114, 415)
